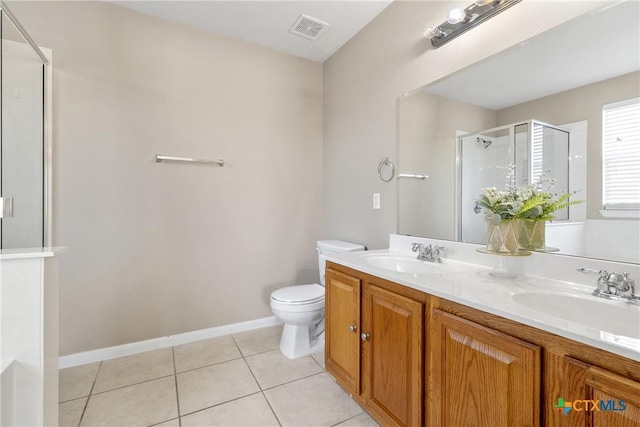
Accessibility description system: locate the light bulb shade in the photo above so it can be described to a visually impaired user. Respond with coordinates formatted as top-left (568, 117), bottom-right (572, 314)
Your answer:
top-left (423, 26), bottom-right (436, 38)
top-left (427, 0), bottom-right (521, 48)
top-left (447, 6), bottom-right (466, 24)
top-left (424, 26), bottom-right (447, 39)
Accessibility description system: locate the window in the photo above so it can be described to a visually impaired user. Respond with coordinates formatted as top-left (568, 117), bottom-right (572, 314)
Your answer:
top-left (531, 123), bottom-right (544, 183)
top-left (602, 97), bottom-right (640, 211)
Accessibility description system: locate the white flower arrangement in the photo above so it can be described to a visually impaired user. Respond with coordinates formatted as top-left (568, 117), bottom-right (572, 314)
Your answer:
top-left (478, 169), bottom-right (582, 225)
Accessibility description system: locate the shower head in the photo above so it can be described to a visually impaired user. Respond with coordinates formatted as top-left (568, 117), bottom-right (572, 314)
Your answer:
top-left (477, 137), bottom-right (492, 148)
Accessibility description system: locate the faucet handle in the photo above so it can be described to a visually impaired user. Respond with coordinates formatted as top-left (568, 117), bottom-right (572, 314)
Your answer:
top-left (432, 245), bottom-right (445, 255)
top-left (577, 268), bottom-right (608, 277)
top-left (432, 245), bottom-right (446, 263)
top-left (578, 268), bottom-right (610, 293)
top-left (411, 242), bottom-right (422, 253)
top-left (618, 273), bottom-right (636, 296)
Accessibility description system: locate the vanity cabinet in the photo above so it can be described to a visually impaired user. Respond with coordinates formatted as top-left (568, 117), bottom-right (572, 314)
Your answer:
top-left (431, 297), bottom-right (640, 427)
top-left (361, 283), bottom-right (423, 426)
top-left (428, 309), bottom-right (541, 427)
top-left (325, 262), bottom-right (640, 427)
top-left (325, 265), bottom-right (425, 427)
top-left (549, 356), bottom-right (640, 427)
top-left (325, 268), bottom-right (361, 396)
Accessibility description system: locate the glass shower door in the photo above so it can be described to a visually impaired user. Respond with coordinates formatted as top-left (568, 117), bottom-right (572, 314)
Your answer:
top-left (514, 121), bottom-right (570, 220)
top-left (459, 125), bottom-right (513, 244)
top-left (459, 120), bottom-right (571, 245)
top-left (0, 10), bottom-right (46, 249)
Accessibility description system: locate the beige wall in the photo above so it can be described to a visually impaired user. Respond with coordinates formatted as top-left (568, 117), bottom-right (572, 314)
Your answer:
top-left (9, 1), bottom-right (323, 355)
top-left (397, 91), bottom-right (496, 238)
top-left (323, 0), bottom-right (605, 249)
top-left (497, 71), bottom-right (640, 219)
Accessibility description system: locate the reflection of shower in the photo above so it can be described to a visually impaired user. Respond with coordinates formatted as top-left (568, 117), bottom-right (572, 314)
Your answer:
top-left (477, 137), bottom-right (492, 148)
top-left (459, 119), bottom-right (570, 244)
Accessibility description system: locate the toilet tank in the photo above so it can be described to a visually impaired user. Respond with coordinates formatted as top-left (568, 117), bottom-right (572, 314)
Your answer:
top-left (317, 240), bottom-right (365, 286)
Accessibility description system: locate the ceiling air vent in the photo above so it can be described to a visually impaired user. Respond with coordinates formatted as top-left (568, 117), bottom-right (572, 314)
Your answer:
top-left (289, 15), bottom-right (329, 41)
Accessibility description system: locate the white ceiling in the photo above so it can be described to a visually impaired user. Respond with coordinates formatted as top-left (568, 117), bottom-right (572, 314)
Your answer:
top-left (111, 0), bottom-right (392, 62)
top-left (426, 1), bottom-right (640, 110)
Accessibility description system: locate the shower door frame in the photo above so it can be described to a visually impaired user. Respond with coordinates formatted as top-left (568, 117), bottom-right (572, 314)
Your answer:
top-left (0, 1), bottom-right (53, 248)
top-left (456, 123), bottom-right (516, 243)
top-left (456, 119), bottom-right (571, 243)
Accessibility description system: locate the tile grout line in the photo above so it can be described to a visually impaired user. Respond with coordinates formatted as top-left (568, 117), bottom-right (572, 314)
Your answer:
top-left (229, 325), bottom-right (283, 359)
top-left (178, 390), bottom-right (264, 419)
top-left (83, 372), bottom-right (177, 397)
top-left (171, 347), bottom-right (182, 427)
top-left (310, 352), bottom-right (325, 371)
top-left (66, 326), bottom-right (293, 426)
top-left (58, 395), bottom-right (91, 405)
top-left (158, 333), bottom-right (282, 421)
top-left (261, 370), bottom-right (327, 392)
top-left (261, 389), bottom-right (283, 427)
top-left (329, 409), bottom-right (375, 427)
top-left (174, 354), bottom-right (245, 376)
top-left (76, 360), bottom-right (102, 427)
top-left (148, 417), bottom-right (180, 427)
top-left (232, 334), bottom-right (283, 427)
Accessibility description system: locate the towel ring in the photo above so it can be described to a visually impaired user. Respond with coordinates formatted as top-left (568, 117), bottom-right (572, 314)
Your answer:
top-left (377, 157), bottom-right (395, 182)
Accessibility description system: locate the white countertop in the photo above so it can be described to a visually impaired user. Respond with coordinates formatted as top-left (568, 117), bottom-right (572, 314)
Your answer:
top-left (0, 247), bottom-right (67, 260)
top-left (325, 248), bottom-right (640, 362)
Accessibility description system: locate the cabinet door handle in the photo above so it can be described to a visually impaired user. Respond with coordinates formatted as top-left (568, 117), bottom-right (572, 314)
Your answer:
top-left (349, 325), bottom-right (357, 332)
top-left (360, 333), bottom-right (370, 341)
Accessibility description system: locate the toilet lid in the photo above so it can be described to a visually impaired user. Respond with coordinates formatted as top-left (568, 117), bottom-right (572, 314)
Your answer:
top-left (271, 284), bottom-right (324, 304)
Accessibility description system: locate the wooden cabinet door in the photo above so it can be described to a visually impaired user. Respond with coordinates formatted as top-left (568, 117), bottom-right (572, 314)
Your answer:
top-left (550, 356), bottom-right (640, 426)
top-left (325, 268), bottom-right (361, 396)
top-left (586, 366), bottom-right (640, 427)
top-left (361, 283), bottom-right (424, 427)
top-left (429, 309), bottom-right (541, 427)
top-left (545, 355), bottom-right (590, 427)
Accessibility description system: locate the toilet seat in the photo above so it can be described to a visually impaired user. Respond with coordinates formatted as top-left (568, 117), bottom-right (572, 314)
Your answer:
top-left (270, 284), bottom-right (325, 313)
top-left (271, 284), bottom-right (324, 305)
top-left (270, 240), bottom-right (363, 359)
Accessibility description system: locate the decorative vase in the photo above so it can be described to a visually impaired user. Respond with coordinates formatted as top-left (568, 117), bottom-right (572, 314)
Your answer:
top-left (517, 219), bottom-right (546, 250)
top-left (486, 220), bottom-right (519, 253)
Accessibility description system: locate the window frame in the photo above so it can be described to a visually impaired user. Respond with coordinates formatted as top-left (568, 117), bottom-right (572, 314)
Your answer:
top-left (600, 97), bottom-right (640, 217)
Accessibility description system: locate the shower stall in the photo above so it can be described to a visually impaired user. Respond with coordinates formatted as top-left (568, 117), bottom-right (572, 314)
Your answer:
top-left (0, 3), bottom-right (53, 426)
top-left (0, 2), bottom-right (51, 249)
top-left (458, 120), bottom-right (569, 244)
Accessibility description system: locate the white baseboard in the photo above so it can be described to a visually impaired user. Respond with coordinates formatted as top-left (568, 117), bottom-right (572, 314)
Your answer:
top-left (58, 316), bottom-right (281, 369)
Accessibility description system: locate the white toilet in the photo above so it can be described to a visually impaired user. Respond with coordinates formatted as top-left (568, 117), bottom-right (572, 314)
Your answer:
top-left (270, 240), bottom-right (364, 359)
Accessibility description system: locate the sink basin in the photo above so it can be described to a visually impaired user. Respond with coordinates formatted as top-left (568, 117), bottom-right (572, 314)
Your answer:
top-left (363, 254), bottom-right (443, 276)
top-left (513, 291), bottom-right (640, 337)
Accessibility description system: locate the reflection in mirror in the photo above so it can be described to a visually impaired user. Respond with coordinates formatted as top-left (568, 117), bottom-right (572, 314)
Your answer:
top-left (1, 10), bottom-right (45, 249)
top-left (459, 120), bottom-right (569, 244)
top-left (397, 0), bottom-right (639, 264)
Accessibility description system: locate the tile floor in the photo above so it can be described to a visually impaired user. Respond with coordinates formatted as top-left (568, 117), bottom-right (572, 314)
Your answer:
top-left (59, 325), bottom-right (379, 427)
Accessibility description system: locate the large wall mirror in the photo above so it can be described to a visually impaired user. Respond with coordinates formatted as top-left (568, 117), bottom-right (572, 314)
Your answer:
top-left (397, 0), bottom-right (639, 264)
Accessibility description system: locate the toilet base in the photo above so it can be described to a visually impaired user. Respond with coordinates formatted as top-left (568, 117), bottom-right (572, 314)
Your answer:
top-left (279, 323), bottom-right (325, 359)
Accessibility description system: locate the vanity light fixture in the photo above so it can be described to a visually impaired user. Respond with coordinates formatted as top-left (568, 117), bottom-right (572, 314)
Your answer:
top-left (425, 0), bottom-right (521, 48)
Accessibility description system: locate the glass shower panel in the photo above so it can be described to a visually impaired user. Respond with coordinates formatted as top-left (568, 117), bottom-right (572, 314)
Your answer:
top-left (458, 120), bottom-right (571, 245)
top-left (459, 126), bottom-right (512, 244)
top-left (1, 12), bottom-right (45, 249)
top-left (534, 121), bottom-right (570, 220)
top-left (514, 122), bottom-right (529, 188)
top-left (515, 121), bottom-right (570, 220)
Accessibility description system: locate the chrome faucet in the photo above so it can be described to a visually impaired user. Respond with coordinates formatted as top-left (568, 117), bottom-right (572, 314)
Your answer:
top-left (577, 268), bottom-right (639, 305)
top-left (412, 243), bottom-right (446, 263)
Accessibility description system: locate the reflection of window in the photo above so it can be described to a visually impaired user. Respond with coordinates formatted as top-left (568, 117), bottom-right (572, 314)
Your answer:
top-left (531, 123), bottom-right (543, 183)
top-left (602, 97), bottom-right (640, 210)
